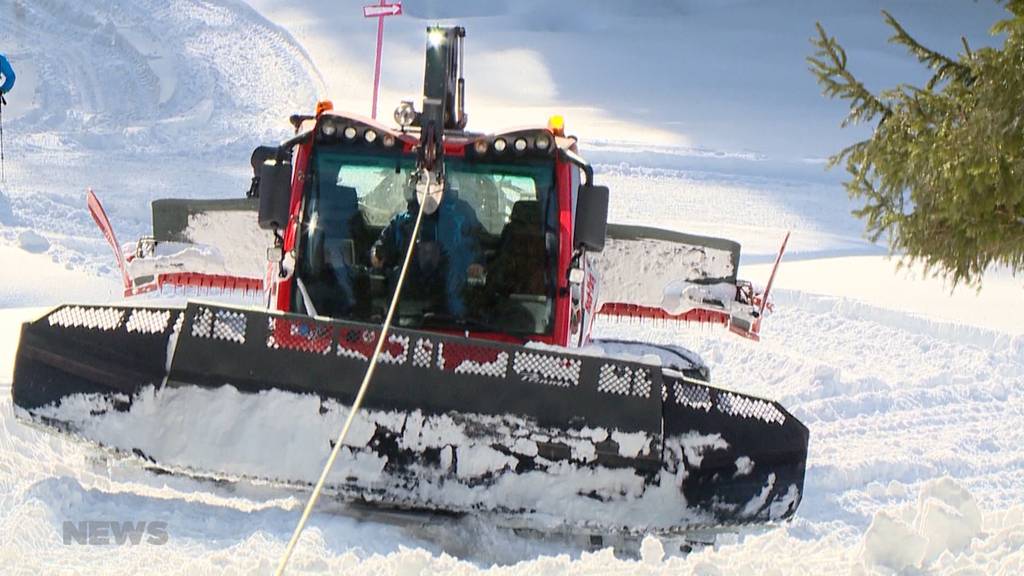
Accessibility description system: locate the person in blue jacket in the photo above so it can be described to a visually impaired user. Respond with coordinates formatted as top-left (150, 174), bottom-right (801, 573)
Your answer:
top-left (371, 177), bottom-right (485, 318)
top-left (0, 54), bottom-right (15, 96)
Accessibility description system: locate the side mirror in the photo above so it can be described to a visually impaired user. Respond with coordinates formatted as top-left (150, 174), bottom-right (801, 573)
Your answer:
top-left (250, 145), bottom-right (278, 176)
top-left (574, 184), bottom-right (609, 252)
top-left (257, 157), bottom-right (293, 230)
top-left (247, 146), bottom-right (278, 198)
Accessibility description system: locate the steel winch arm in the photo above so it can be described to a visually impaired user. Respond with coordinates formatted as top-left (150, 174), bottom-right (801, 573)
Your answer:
top-left (416, 26), bottom-right (465, 177)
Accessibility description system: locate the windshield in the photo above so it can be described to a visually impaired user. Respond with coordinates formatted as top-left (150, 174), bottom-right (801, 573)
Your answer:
top-left (294, 147), bottom-right (559, 336)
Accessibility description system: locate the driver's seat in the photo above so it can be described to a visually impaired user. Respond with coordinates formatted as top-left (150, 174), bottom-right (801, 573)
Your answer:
top-left (490, 200), bottom-right (545, 295)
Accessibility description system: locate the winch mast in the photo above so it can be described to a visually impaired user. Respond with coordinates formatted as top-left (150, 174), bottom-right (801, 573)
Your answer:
top-left (415, 26), bottom-right (466, 176)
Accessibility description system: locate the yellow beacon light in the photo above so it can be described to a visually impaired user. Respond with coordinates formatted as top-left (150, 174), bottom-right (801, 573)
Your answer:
top-left (547, 114), bottom-right (565, 137)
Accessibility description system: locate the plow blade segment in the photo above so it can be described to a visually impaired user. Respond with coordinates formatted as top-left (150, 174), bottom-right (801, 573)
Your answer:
top-left (12, 302), bottom-right (808, 533)
top-left (663, 376), bottom-right (808, 523)
top-left (169, 303), bottom-right (662, 436)
top-left (151, 198), bottom-right (259, 243)
top-left (600, 225), bottom-right (741, 293)
top-left (12, 306), bottom-right (179, 410)
top-left (596, 224), bottom-right (742, 317)
top-left (119, 198), bottom-right (272, 291)
top-left (595, 225), bottom-right (772, 339)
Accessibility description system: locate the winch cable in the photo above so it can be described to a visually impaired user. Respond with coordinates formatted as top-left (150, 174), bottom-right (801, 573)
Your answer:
top-left (275, 177), bottom-right (432, 576)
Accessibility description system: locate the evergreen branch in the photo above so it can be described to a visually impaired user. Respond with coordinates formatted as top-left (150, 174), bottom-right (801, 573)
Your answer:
top-left (1006, 0), bottom-right (1024, 18)
top-left (811, 3), bottom-right (1024, 287)
top-left (882, 10), bottom-right (973, 88)
top-left (992, 5), bottom-right (1024, 35)
top-left (828, 140), bottom-right (868, 170)
top-left (808, 22), bottom-right (891, 126)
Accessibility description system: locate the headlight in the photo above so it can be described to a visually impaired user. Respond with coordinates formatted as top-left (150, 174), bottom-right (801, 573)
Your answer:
top-left (382, 134), bottom-right (396, 147)
top-left (321, 121), bottom-right (336, 136)
top-left (364, 130), bottom-right (378, 144)
top-left (493, 138), bottom-right (507, 153)
top-left (514, 138), bottom-right (528, 152)
top-left (473, 139), bottom-right (488, 155)
top-left (394, 101), bottom-right (417, 128)
top-left (343, 126), bottom-right (357, 140)
top-left (535, 135), bottom-right (551, 150)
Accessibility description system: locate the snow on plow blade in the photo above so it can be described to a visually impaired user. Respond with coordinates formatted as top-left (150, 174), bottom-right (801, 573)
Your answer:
top-left (93, 195), bottom-right (272, 296)
top-left (597, 224), bottom-right (779, 340)
top-left (12, 303), bottom-right (808, 533)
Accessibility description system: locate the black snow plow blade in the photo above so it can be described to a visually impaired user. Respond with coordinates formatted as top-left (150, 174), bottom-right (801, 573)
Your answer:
top-left (12, 303), bottom-right (808, 533)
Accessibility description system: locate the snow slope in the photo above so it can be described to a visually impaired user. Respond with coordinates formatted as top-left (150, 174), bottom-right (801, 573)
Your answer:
top-left (247, 0), bottom-right (1006, 161)
top-left (0, 0), bottom-right (321, 272)
top-left (1, 1), bottom-right (1023, 574)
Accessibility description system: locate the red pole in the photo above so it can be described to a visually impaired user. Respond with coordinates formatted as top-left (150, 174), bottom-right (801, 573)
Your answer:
top-left (370, 0), bottom-right (385, 119)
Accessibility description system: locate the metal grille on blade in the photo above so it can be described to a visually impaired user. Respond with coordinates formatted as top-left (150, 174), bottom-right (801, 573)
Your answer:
top-left (336, 327), bottom-right (375, 361)
top-left (381, 334), bottom-right (410, 365)
top-left (512, 351), bottom-right (581, 387)
top-left (673, 381), bottom-right (713, 411)
top-left (597, 364), bottom-right (653, 398)
top-left (413, 338), bottom-right (434, 368)
top-left (716, 391), bottom-right (786, 425)
top-left (266, 317), bottom-right (331, 354)
top-left (192, 307), bottom-right (247, 343)
top-left (48, 306), bottom-right (125, 331)
top-left (192, 307), bottom-right (213, 338)
top-left (437, 342), bottom-right (509, 378)
top-left (212, 310), bottom-right (246, 343)
top-left (337, 328), bottom-right (409, 364)
top-left (125, 309), bottom-right (172, 334)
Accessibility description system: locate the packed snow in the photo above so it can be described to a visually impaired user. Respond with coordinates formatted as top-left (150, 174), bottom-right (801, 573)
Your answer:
top-left (1, 1), bottom-right (1023, 575)
top-left (31, 381), bottom-right (745, 533)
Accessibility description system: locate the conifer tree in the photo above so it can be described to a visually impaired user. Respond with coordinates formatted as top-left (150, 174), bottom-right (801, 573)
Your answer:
top-left (809, 1), bottom-right (1024, 286)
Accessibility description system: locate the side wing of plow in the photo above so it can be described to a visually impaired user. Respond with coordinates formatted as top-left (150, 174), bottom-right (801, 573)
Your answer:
top-left (86, 190), bottom-right (269, 299)
top-left (595, 225), bottom-right (790, 341)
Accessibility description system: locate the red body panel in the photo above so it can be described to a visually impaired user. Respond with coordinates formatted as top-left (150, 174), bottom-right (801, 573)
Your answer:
top-left (550, 158), bottom-right (574, 347)
top-left (599, 302), bottom-right (731, 326)
top-left (132, 273), bottom-right (263, 297)
top-left (273, 136), bottom-right (315, 313)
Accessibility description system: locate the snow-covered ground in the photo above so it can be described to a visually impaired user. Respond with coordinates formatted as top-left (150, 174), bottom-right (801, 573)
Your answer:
top-left (1, 1), bottom-right (1022, 574)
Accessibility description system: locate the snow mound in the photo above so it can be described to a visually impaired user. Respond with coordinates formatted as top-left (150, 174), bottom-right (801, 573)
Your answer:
top-left (915, 478), bottom-right (983, 564)
top-left (861, 511), bottom-right (928, 572)
top-left (639, 535), bottom-right (665, 565)
top-left (0, 0), bottom-right (321, 275)
top-left (17, 230), bottom-right (50, 254)
top-left (861, 477), bottom-right (984, 572)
